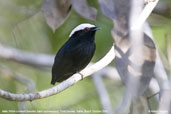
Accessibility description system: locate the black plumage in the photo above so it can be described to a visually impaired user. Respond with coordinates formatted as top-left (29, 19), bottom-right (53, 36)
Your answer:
top-left (51, 24), bottom-right (100, 85)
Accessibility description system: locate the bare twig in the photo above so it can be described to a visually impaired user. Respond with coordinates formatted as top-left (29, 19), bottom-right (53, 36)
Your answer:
top-left (144, 19), bottom-right (171, 114)
top-left (92, 72), bottom-right (112, 114)
top-left (144, 23), bottom-right (170, 92)
top-left (157, 90), bottom-right (171, 114)
top-left (93, 66), bottom-right (159, 114)
top-left (0, 43), bottom-right (54, 68)
top-left (155, 36), bottom-right (171, 114)
top-left (99, 67), bottom-right (120, 81)
top-left (102, 68), bottom-right (160, 114)
top-left (0, 65), bottom-right (36, 111)
top-left (114, 0), bottom-right (159, 113)
top-left (0, 46), bottom-right (115, 101)
top-left (0, 65), bottom-right (35, 92)
top-left (132, 0), bottom-right (159, 30)
top-left (95, 66), bottom-right (160, 100)
top-left (148, 78), bottom-right (160, 100)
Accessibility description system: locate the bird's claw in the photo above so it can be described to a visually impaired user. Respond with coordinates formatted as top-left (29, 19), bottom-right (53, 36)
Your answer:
top-left (78, 72), bottom-right (84, 80)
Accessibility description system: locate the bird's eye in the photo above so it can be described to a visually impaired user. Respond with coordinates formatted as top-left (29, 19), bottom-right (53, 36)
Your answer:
top-left (84, 27), bottom-right (89, 32)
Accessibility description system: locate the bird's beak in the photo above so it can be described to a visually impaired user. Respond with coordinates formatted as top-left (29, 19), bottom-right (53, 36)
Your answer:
top-left (91, 27), bottom-right (101, 31)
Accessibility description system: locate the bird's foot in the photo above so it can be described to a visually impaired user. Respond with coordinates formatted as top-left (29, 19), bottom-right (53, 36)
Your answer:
top-left (78, 72), bottom-right (84, 80)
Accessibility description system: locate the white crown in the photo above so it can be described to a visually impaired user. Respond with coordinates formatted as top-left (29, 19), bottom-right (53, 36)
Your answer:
top-left (69, 23), bottom-right (95, 37)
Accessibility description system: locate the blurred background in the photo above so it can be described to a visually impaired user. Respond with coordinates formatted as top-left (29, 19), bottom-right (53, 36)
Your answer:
top-left (0, 0), bottom-right (170, 112)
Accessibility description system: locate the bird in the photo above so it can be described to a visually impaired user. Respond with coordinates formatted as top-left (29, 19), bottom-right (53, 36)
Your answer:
top-left (51, 23), bottom-right (101, 85)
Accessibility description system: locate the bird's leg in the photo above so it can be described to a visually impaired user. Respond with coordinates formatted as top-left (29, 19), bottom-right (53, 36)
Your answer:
top-left (78, 72), bottom-right (84, 80)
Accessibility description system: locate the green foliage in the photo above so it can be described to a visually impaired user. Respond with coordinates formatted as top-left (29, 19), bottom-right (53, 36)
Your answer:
top-left (152, 27), bottom-right (168, 54)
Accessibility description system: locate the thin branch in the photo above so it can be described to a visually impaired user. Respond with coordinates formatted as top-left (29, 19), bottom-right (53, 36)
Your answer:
top-left (0, 46), bottom-right (115, 101)
top-left (0, 65), bottom-right (36, 111)
top-left (144, 19), bottom-right (171, 114)
top-left (157, 90), bottom-right (171, 114)
top-left (114, 1), bottom-right (159, 113)
top-left (92, 72), bottom-right (113, 114)
top-left (0, 65), bottom-right (36, 93)
top-left (144, 23), bottom-right (170, 91)
top-left (0, 43), bottom-right (54, 68)
top-left (96, 67), bottom-right (160, 101)
top-left (99, 67), bottom-right (120, 81)
top-left (131, 0), bottom-right (159, 30)
top-left (149, 78), bottom-right (160, 100)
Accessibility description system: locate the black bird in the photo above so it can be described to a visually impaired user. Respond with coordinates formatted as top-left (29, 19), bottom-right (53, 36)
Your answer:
top-left (51, 23), bottom-right (100, 85)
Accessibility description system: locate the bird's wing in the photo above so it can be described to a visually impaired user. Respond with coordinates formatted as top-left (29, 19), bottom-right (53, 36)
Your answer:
top-left (51, 42), bottom-right (76, 83)
top-left (51, 39), bottom-right (95, 84)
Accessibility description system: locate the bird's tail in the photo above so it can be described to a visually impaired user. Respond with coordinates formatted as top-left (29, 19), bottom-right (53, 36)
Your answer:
top-left (51, 80), bottom-right (56, 85)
